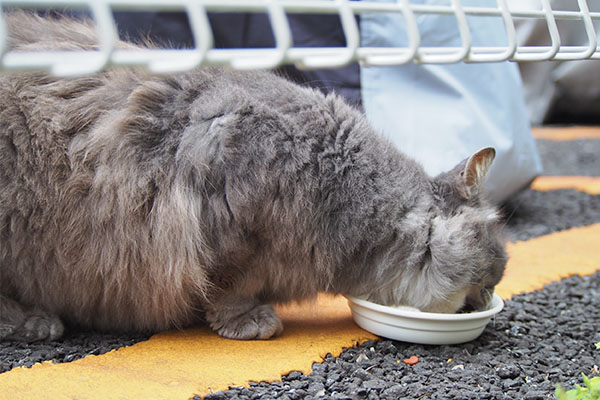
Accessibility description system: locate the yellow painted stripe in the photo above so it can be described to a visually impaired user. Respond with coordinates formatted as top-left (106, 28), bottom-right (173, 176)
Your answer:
top-left (0, 295), bottom-right (376, 400)
top-left (496, 223), bottom-right (600, 298)
top-left (532, 126), bottom-right (600, 141)
top-left (530, 176), bottom-right (600, 195)
top-left (1, 227), bottom-right (599, 399)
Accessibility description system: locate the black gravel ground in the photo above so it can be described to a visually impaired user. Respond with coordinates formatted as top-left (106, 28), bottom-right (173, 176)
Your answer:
top-left (503, 188), bottom-right (600, 242)
top-left (536, 139), bottom-right (600, 177)
top-left (198, 272), bottom-right (600, 400)
top-left (1, 137), bottom-right (599, 399)
top-left (0, 331), bottom-right (150, 373)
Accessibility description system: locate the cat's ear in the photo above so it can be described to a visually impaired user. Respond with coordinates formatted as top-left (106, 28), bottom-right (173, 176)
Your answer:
top-left (456, 147), bottom-right (495, 200)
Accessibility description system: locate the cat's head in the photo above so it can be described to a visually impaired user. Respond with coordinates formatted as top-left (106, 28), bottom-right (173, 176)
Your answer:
top-left (369, 147), bottom-right (507, 313)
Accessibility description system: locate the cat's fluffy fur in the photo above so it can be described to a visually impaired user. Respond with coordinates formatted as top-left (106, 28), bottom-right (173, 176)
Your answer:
top-left (0, 12), bottom-right (506, 341)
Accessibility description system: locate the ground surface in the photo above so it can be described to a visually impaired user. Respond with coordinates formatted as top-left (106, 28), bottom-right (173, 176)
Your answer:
top-left (1, 131), bottom-right (599, 399)
top-left (201, 272), bottom-right (600, 400)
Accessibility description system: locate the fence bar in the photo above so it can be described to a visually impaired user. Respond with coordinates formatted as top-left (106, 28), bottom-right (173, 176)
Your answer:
top-left (0, 0), bottom-right (598, 76)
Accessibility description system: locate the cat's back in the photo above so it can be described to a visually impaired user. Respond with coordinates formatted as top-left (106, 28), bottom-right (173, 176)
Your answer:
top-left (0, 12), bottom-right (133, 213)
top-left (0, 11), bottom-right (334, 331)
top-left (6, 10), bottom-right (116, 51)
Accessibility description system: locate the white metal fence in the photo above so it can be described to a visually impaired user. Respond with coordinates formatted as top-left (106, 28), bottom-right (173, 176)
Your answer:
top-left (0, 0), bottom-right (599, 76)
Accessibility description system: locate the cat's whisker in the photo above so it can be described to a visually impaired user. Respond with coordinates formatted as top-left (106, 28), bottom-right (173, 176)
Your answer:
top-left (498, 191), bottom-right (529, 233)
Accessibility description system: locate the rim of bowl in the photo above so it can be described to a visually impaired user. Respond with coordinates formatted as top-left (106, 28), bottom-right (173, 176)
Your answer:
top-left (346, 293), bottom-right (504, 321)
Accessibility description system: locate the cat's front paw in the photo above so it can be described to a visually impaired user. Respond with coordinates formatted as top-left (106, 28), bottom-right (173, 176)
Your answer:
top-left (207, 304), bottom-right (283, 340)
top-left (4, 314), bottom-right (64, 342)
top-left (25, 315), bottom-right (64, 341)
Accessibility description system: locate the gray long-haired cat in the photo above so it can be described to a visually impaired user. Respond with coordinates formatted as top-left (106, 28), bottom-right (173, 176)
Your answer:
top-left (0, 12), bottom-right (506, 342)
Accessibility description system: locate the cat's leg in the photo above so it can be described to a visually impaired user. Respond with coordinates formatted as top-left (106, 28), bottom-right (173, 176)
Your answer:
top-left (0, 295), bottom-right (64, 342)
top-left (205, 297), bottom-right (283, 340)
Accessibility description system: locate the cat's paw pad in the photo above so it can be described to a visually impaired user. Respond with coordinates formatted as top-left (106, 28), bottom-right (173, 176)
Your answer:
top-left (210, 304), bottom-right (283, 340)
top-left (20, 315), bottom-right (64, 342)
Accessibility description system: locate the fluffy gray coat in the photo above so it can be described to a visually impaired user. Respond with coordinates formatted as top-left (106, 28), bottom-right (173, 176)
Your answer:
top-left (0, 12), bottom-right (506, 341)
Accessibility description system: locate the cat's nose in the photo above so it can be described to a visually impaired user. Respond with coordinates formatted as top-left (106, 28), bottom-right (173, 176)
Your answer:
top-left (463, 292), bottom-right (488, 312)
top-left (464, 285), bottom-right (496, 312)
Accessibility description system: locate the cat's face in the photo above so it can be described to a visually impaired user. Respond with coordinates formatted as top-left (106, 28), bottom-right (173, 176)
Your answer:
top-left (421, 201), bottom-right (507, 313)
top-left (419, 147), bottom-right (507, 313)
top-left (366, 147), bottom-right (507, 313)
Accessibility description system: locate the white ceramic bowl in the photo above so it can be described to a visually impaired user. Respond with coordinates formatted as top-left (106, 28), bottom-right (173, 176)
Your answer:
top-left (346, 293), bottom-right (504, 345)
